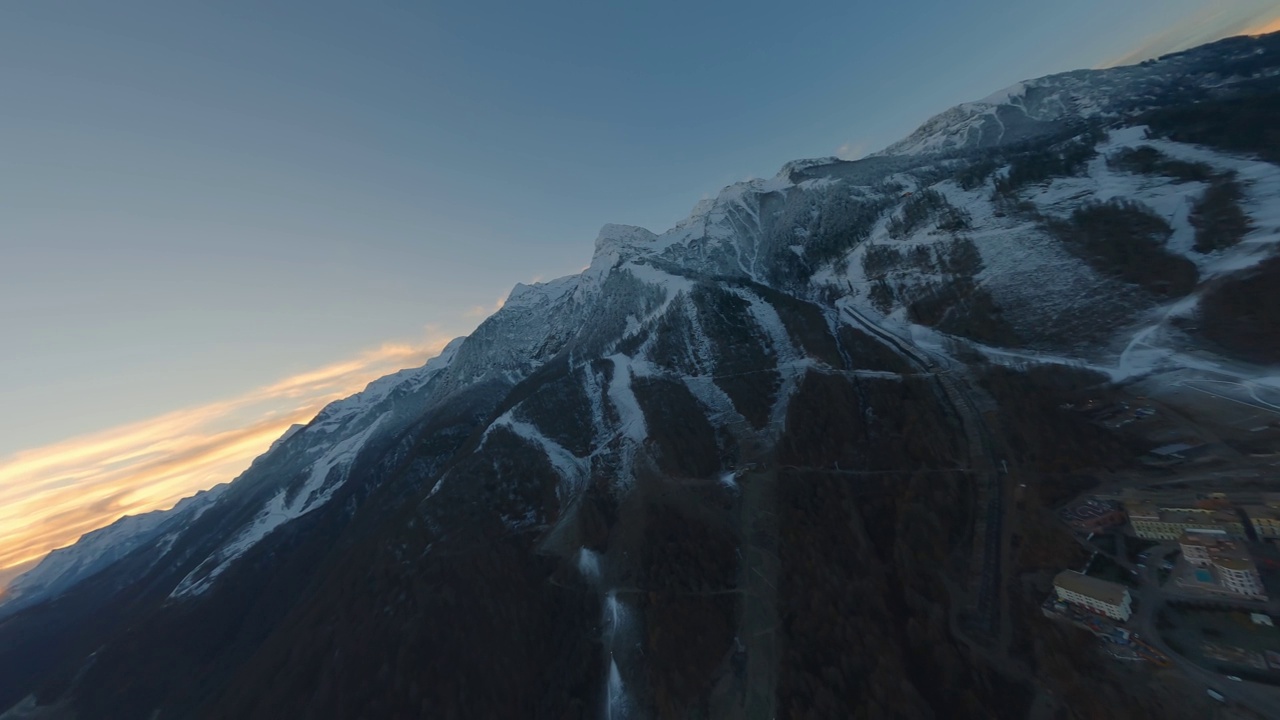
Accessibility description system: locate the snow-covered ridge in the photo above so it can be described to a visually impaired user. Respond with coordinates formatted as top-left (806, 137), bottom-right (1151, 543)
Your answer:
top-left (17, 30), bottom-right (1280, 610)
top-left (171, 411), bottom-right (392, 598)
top-left (312, 337), bottom-right (465, 430)
top-left (777, 156), bottom-right (842, 179)
top-left (880, 32), bottom-right (1279, 157)
top-left (4, 335), bottom-right (467, 607)
top-left (1, 484), bottom-right (228, 614)
top-left (507, 274), bottom-right (580, 309)
top-left (167, 339), bottom-right (469, 597)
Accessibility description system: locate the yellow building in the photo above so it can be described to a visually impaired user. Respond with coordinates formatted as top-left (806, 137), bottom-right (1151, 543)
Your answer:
top-left (1125, 502), bottom-right (1245, 540)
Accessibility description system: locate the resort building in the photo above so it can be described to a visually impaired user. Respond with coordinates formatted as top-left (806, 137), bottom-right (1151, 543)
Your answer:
top-left (1179, 528), bottom-right (1229, 566)
top-left (1053, 570), bottom-right (1133, 621)
top-left (1242, 502), bottom-right (1280, 540)
top-left (1177, 530), bottom-right (1267, 600)
top-left (1125, 502), bottom-right (1245, 540)
top-left (1217, 556), bottom-right (1266, 598)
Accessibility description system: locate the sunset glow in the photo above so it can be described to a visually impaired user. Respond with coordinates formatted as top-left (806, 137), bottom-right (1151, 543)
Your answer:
top-left (0, 336), bottom-right (452, 589)
top-left (1245, 15), bottom-right (1280, 36)
top-left (1100, 7), bottom-right (1280, 68)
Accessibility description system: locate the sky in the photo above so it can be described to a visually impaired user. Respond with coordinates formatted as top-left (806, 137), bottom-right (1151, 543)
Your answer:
top-left (2, 0), bottom-right (1279, 588)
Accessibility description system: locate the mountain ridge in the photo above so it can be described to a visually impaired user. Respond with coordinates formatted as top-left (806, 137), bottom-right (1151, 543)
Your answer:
top-left (3, 30), bottom-right (1280, 720)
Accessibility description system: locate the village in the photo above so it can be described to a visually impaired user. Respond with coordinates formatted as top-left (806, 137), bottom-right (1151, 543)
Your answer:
top-left (1047, 488), bottom-right (1280, 702)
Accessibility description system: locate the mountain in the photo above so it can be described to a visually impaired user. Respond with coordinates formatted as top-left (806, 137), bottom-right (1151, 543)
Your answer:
top-left (879, 32), bottom-right (1280, 157)
top-left (3, 31), bottom-right (1280, 720)
top-left (0, 484), bottom-right (228, 619)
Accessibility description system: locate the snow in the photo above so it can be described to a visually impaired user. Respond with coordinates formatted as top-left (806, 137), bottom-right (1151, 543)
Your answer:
top-left (506, 274), bottom-right (580, 310)
top-left (678, 293), bottom-right (717, 373)
top-left (312, 337), bottom-right (463, 431)
top-left (777, 157), bottom-right (842, 177)
top-left (35, 35), bottom-right (1280, 617)
top-left (171, 411), bottom-right (390, 598)
top-left (595, 223), bottom-right (659, 249)
top-left (737, 289), bottom-right (798, 363)
top-left (979, 80), bottom-right (1029, 106)
top-left (0, 484), bottom-right (228, 611)
top-left (620, 261), bottom-right (695, 298)
top-left (879, 36), bottom-right (1280, 157)
top-left (601, 589), bottom-right (636, 720)
top-left (606, 355), bottom-right (648, 445)
top-left (492, 413), bottom-right (588, 496)
top-left (606, 659), bottom-right (629, 720)
top-left (25, 332), bottom-right (467, 605)
top-left (577, 547), bottom-right (602, 584)
top-left (835, 124), bottom-right (1280, 367)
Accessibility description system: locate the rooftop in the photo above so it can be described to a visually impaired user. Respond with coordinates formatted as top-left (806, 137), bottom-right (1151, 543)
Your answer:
top-left (1124, 502), bottom-right (1160, 520)
top-left (1178, 532), bottom-right (1259, 573)
top-left (1216, 556), bottom-right (1254, 572)
top-left (1054, 570), bottom-right (1129, 606)
top-left (1130, 506), bottom-right (1240, 527)
top-left (1180, 529), bottom-right (1229, 548)
top-left (1243, 504), bottom-right (1280, 522)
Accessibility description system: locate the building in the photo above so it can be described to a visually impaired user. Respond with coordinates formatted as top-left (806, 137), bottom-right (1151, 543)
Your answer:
top-left (1242, 502), bottom-right (1280, 539)
top-left (1180, 528), bottom-right (1230, 566)
top-left (1053, 570), bottom-right (1133, 621)
top-left (1059, 498), bottom-right (1126, 533)
top-left (1176, 530), bottom-right (1267, 600)
top-left (1125, 501), bottom-right (1245, 540)
top-left (1217, 556), bottom-right (1266, 598)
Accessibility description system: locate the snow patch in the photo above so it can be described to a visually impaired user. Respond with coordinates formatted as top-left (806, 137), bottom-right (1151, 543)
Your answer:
top-left (171, 412), bottom-right (391, 598)
top-left (606, 355), bottom-right (648, 445)
top-left (493, 413), bottom-right (589, 496)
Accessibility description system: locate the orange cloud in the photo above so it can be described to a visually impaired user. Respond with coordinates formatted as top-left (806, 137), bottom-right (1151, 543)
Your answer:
top-left (0, 333), bottom-right (453, 586)
top-left (1245, 15), bottom-right (1280, 36)
top-left (1101, 7), bottom-right (1280, 68)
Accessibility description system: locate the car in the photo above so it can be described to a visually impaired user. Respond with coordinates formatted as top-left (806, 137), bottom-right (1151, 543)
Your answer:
top-left (1226, 675), bottom-right (1242, 682)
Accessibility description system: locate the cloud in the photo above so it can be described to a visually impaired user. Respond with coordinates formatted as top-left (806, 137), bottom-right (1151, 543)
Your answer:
top-left (1100, 5), bottom-right (1280, 68)
top-left (1244, 15), bottom-right (1280, 36)
top-left (465, 294), bottom-right (507, 319)
top-left (837, 142), bottom-right (867, 161)
top-left (0, 332), bottom-right (453, 584)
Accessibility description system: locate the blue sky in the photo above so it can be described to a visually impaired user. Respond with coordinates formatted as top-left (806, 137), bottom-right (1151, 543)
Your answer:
top-left (1, 1), bottom-right (1278, 577)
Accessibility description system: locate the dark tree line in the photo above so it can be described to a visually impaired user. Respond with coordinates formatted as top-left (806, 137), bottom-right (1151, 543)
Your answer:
top-left (1190, 174), bottom-right (1252, 253)
top-left (1046, 198), bottom-right (1197, 297)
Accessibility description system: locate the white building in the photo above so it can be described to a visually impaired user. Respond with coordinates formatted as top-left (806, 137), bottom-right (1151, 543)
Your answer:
top-left (1216, 556), bottom-right (1266, 598)
top-left (1177, 530), bottom-right (1267, 600)
top-left (1053, 570), bottom-right (1133, 621)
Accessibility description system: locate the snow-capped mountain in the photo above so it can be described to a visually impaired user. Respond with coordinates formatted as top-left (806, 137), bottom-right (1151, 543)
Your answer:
top-left (0, 484), bottom-right (227, 618)
top-left (2, 30), bottom-right (1279, 720)
top-left (881, 33), bottom-right (1280, 156)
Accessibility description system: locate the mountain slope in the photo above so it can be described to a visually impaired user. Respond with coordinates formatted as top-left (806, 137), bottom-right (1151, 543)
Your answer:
top-left (3, 31), bottom-right (1280, 720)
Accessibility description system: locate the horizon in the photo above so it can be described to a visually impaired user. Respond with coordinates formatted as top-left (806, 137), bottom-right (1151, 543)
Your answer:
top-left (3, 2), bottom-right (1280, 588)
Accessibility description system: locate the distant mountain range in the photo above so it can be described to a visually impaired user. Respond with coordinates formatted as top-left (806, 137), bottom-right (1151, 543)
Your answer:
top-left (3, 31), bottom-right (1279, 720)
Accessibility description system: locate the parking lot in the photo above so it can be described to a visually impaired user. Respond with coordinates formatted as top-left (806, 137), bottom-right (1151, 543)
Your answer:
top-left (1158, 605), bottom-right (1280, 680)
